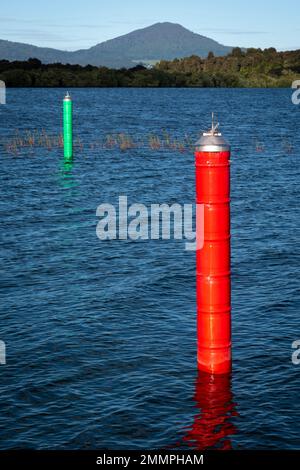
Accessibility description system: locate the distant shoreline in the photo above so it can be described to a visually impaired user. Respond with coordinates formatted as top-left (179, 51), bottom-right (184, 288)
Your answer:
top-left (2, 86), bottom-right (294, 89)
top-left (1, 49), bottom-right (299, 88)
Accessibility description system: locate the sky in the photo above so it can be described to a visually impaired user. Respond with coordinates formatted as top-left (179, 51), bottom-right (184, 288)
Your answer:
top-left (0, 0), bottom-right (299, 51)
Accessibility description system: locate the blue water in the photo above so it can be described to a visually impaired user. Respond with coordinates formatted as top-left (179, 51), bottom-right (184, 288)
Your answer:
top-left (0, 88), bottom-right (299, 450)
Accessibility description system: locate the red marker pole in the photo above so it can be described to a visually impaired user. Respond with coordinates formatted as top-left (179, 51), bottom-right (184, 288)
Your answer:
top-left (195, 116), bottom-right (231, 375)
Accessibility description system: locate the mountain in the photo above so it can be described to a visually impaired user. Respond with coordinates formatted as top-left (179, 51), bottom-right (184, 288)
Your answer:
top-left (0, 22), bottom-right (233, 68)
top-left (0, 40), bottom-right (71, 64)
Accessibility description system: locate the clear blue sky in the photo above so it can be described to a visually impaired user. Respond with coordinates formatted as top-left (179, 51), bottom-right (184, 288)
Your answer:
top-left (0, 0), bottom-right (299, 51)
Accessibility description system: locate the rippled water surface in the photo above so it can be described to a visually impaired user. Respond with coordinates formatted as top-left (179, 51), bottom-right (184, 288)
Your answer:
top-left (0, 88), bottom-right (299, 449)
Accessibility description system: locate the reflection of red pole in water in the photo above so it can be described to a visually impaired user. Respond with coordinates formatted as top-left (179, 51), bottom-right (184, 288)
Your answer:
top-left (195, 115), bottom-right (231, 374)
top-left (182, 373), bottom-right (238, 450)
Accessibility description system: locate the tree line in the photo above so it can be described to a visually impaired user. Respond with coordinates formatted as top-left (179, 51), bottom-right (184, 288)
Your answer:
top-left (0, 47), bottom-right (299, 87)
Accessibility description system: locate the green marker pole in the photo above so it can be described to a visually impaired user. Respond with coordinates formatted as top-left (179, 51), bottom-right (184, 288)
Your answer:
top-left (63, 92), bottom-right (73, 160)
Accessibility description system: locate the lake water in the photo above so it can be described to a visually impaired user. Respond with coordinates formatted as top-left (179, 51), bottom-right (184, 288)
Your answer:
top-left (0, 88), bottom-right (299, 450)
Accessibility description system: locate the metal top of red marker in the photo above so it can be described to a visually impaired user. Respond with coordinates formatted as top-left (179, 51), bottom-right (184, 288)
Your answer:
top-left (195, 113), bottom-right (230, 153)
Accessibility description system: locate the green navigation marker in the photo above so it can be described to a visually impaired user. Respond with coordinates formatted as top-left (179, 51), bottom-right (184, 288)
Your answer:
top-left (63, 92), bottom-right (73, 159)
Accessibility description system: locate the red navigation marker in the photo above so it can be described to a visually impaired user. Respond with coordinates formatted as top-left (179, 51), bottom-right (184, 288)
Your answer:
top-left (195, 114), bottom-right (231, 375)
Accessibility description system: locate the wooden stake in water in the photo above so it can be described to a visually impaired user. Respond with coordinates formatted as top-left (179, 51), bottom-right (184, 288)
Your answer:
top-left (63, 92), bottom-right (72, 159)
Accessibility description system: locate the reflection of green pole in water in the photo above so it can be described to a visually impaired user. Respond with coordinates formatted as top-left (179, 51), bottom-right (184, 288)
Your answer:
top-left (60, 158), bottom-right (75, 190)
top-left (63, 158), bottom-right (73, 173)
top-left (63, 92), bottom-right (72, 160)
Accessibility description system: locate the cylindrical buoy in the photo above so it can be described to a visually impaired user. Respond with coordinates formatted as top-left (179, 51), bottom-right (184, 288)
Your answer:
top-left (63, 92), bottom-right (73, 159)
top-left (195, 115), bottom-right (231, 375)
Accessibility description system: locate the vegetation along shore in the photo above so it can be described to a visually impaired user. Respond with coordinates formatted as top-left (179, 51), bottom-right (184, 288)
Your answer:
top-left (0, 48), bottom-right (299, 88)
